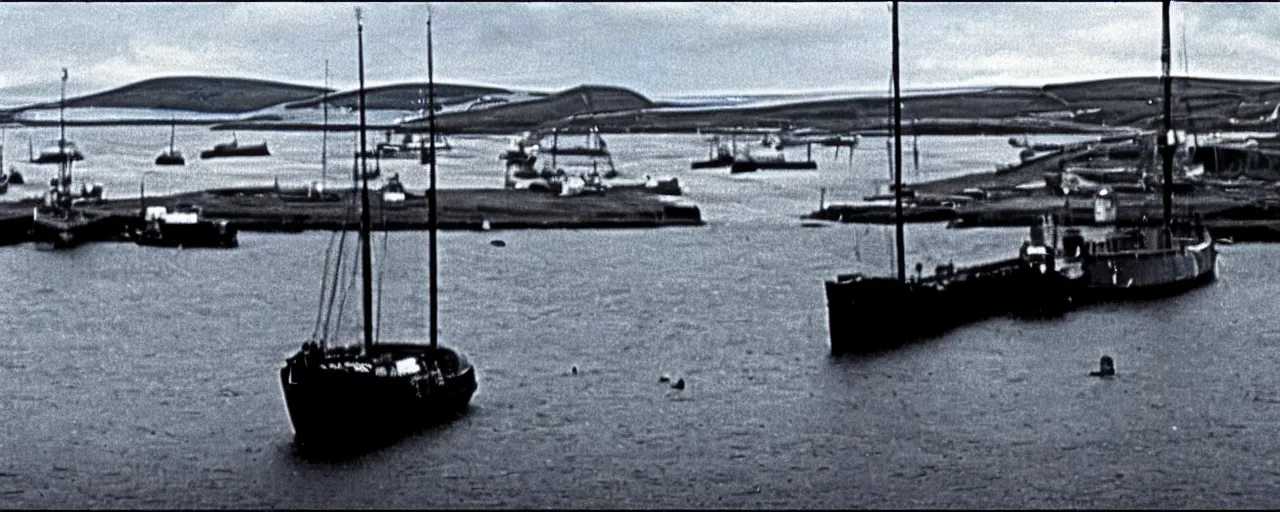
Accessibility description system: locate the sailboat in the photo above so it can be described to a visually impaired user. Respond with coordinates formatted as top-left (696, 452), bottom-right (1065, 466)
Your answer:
top-left (31, 69), bottom-right (109, 249)
top-left (823, 2), bottom-right (1066, 355)
top-left (277, 61), bottom-right (342, 203)
top-left (154, 118), bottom-right (185, 166)
top-left (28, 83), bottom-right (85, 165)
top-left (279, 8), bottom-right (477, 448)
top-left (1, 128), bottom-right (23, 185)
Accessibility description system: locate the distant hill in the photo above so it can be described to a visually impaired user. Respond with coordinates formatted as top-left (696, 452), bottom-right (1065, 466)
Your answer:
top-left (18, 76), bottom-right (331, 113)
top-left (8, 73), bottom-right (1280, 135)
top-left (541, 76), bottom-right (1280, 135)
top-left (282, 82), bottom-right (514, 110)
top-left (402, 84), bottom-right (654, 133)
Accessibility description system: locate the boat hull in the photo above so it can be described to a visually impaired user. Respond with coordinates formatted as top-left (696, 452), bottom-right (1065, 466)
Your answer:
top-left (825, 259), bottom-right (1072, 355)
top-left (154, 154), bottom-right (185, 166)
top-left (135, 220), bottom-right (239, 249)
top-left (200, 144), bottom-right (270, 159)
top-left (730, 161), bottom-right (818, 174)
top-left (690, 155), bottom-right (734, 169)
top-left (279, 343), bottom-right (477, 448)
top-left (1070, 238), bottom-right (1217, 304)
top-left (31, 211), bottom-right (111, 249)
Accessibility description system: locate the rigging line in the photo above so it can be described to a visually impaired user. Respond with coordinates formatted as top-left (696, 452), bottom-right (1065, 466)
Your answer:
top-left (374, 198), bottom-right (389, 345)
top-left (321, 184), bottom-right (359, 342)
top-left (333, 236), bottom-right (362, 344)
top-left (324, 135), bottom-right (364, 340)
top-left (310, 227), bottom-right (341, 340)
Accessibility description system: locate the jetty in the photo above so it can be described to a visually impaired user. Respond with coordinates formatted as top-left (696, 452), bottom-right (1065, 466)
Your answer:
top-left (0, 186), bottom-right (703, 245)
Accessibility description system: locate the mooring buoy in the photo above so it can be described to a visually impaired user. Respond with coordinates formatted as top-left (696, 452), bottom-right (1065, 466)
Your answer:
top-left (1090, 355), bottom-right (1115, 377)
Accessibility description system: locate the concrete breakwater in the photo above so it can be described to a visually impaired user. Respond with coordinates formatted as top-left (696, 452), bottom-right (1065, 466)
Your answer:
top-left (0, 186), bottom-right (704, 245)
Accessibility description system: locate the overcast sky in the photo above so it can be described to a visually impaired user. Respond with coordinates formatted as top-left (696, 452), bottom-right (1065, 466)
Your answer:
top-left (0, 2), bottom-right (1276, 100)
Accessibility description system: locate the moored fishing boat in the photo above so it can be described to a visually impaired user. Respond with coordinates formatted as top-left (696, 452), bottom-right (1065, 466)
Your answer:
top-left (154, 120), bottom-right (185, 166)
top-left (31, 69), bottom-right (111, 250)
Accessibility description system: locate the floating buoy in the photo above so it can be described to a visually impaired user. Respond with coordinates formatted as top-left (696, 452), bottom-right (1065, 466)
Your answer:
top-left (672, 378), bottom-right (685, 390)
top-left (1090, 355), bottom-right (1116, 377)
top-left (571, 365), bottom-right (578, 375)
top-left (490, 239), bottom-right (506, 247)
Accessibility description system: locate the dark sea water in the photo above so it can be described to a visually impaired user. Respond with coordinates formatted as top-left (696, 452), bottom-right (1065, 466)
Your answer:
top-left (2, 131), bottom-right (1276, 508)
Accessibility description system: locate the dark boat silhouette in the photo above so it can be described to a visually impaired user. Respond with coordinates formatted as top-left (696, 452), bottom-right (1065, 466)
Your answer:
top-left (134, 177), bottom-right (237, 249)
top-left (824, 0), bottom-right (1215, 356)
top-left (200, 132), bottom-right (269, 159)
top-left (280, 9), bottom-right (476, 450)
top-left (31, 69), bottom-right (110, 250)
top-left (154, 120), bottom-right (185, 166)
top-left (824, 3), bottom-right (1067, 355)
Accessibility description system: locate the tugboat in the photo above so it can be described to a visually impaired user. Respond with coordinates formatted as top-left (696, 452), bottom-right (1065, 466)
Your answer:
top-left (154, 119), bottom-right (185, 166)
top-left (133, 179), bottom-right (237, 249)
top-left (280, 9), bottom-right (476, 450)
top-left (200, 132), bottom-right (270, 159)
top-left (134, 204), bottom-right (238, 249)
top-left (823, 3), bottom-right (1068, 355)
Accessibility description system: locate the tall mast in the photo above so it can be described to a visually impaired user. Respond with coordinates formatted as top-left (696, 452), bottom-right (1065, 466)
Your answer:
top-left (322, 59), bottom-right (329, 184)
top-left (58, 68), bottom-right (71, 202)
top-left (1161, 0), bottom-right (1174, 225)
top-left (427, 6), bottom-right (439, 350)
top-left (891, 1), bottom-right (906, 283)
top-left (59, 68), bottom-right (67, 147)
top-left (356, 7), bottom-right (375, 354)
top-left (169, 115), bottom-right (176, 152)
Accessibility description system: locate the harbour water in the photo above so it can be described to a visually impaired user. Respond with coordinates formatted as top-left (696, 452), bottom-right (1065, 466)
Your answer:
top-left (2, 131), bottom-right (1275, 508)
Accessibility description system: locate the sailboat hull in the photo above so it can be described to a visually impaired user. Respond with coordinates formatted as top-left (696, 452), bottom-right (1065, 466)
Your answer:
top-left (279, 343), bottom-right (477, 447)
top-left (154, 153), bottom-right (185, 166)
